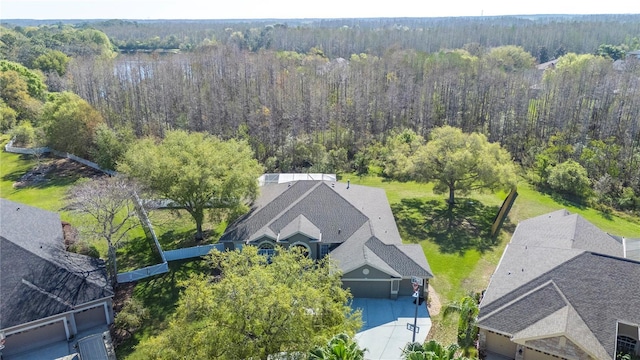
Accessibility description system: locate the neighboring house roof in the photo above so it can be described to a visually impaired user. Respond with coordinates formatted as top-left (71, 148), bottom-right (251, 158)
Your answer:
top-left (479, 209), bottom-right (640, 360)
top-left (220, 180), bottom-right (433, 278)
top-left (537, 59), bottom-right (558, 70)
top-left (0, 199), bottom-right (113, 330)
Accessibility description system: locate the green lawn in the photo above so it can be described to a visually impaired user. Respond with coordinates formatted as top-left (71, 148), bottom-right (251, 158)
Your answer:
top-left (116, 260), bottom-right (210, 360)
top-left (345, 173), bottom-right (640, 345)
top-left (4, 144), bottom-right (638, 355)
top-left (0, 138), bottom-right (159, 271)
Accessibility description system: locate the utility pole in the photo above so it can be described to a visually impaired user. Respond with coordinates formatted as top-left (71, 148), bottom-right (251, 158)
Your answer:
top-left (410, 276), bottom-right (424, 343)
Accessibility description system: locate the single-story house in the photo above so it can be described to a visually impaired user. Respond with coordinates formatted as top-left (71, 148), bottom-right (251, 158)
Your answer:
top-left (0, 199), bottom-right (114, 358)
top-left (477, 209), bottom-right (640, 360)
top-left (219, 179), bottom-right (433, 299)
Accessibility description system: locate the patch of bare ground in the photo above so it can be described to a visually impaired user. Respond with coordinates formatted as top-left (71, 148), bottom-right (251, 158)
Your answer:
top-left (13, 156), bottom-right (106, 188)
top-left (427, 284), bottom-right (442, 316)
top-left (109, 282), bottom-right (137, 348)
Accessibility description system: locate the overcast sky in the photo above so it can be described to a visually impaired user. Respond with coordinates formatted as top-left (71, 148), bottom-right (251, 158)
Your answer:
top-left (2, 0), bottom-right (640, 20)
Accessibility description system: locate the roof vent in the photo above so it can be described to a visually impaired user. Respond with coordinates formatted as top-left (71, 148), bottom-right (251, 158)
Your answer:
top-left (338, 228), bottom-right (341, 234)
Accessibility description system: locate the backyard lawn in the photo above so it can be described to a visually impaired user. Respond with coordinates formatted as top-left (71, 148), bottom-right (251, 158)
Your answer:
top-left (347, 173), bottom-right (640, 345)
top-left (0, 137), bottom-right (223, 272)
top-left (3, 139), bottom-right (638, 355)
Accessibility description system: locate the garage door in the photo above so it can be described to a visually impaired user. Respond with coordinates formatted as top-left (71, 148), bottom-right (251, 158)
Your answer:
top-left (524, 347), bottom-right (563, 360)
top-left (485, 331), bottom-right (516, 359)
top-left (75, 305), bottom-right (107, 332)
top-left (3, 320), bottom-right (67, 356)
top-left (342, 280), bottom-right (390, 298)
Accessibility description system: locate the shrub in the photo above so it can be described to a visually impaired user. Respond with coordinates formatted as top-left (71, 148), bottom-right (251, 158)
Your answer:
top-left (547, 160), bottom-right (591, 199)
top-left (68, 241), bottom-right (100, 258)
top-left (10, 121), bottom-right (35, 146)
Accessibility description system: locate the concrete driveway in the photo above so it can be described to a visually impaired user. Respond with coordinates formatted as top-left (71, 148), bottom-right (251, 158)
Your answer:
top-left (351, 297), bottom-right (431, 360)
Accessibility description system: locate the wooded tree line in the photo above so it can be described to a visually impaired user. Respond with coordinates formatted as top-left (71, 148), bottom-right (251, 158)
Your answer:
top-left (6, 15), bottom-right (640, 60)
top-left (68, 15), bottom-right (640, 61)
top-left (2, 19), bottom-right (640, 212)
top-left (62, 45), bottom-right (640, 201)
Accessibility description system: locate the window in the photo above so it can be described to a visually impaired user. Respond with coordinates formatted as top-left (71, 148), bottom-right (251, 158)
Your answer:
top-left (617, 335), bottom-right (637, 357)
top-left (320, 244), bottom-right (330, 258)
top-left (257, 241), bottom-right (275, 256)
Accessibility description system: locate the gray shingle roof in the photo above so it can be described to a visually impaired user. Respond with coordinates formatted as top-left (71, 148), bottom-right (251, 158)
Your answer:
top-left (479, 210), bottom-right (640, 360)
top-left (508, 209), bottom-right (623, 257)
top-left (480, 282), bottom-right (567, 334)
top-left (220, 180), bottom-right (433, 278)
top-left (365, 237), bottom-right (433, 277)
top-left (0, 199), bottom-right (113, 329)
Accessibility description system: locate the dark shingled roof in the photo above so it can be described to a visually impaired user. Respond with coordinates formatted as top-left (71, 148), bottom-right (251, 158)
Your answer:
top-left (220, 180), bottom-right (433, 278)
top-left (479, 210), bottom-right (640, 360)
top-left (1, 199), bottom-right (113, 330)
top-left (365, 237), bottom-right (432, 278)
top-left (480, 282), bottom-right (567, 334)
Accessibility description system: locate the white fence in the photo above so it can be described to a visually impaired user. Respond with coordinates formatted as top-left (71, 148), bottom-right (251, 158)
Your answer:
top-left (132, 192), bottom-right (166, 264)
top-left (4, 140), bottom-right (229, 283)
top-left (116, 262), bottom-right (170, 283)
top-left (164, 243), bottom-right (224, 261)
top-left (258, 173), bottom-right (336, 186)
top-left (4, 139), bottom-right (116, 175)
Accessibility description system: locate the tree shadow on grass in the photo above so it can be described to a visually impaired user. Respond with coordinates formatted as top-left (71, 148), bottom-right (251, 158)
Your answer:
top-left (392, 198), bottom-right (513, 255)
top-left (117, 236), bottom-right (164, 272)
top-left (158, 228), bottom-right (220, 251)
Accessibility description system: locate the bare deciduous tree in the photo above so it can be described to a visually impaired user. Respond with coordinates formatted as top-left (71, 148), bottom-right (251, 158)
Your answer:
top-left (66, 176), bottom-right (140, 283)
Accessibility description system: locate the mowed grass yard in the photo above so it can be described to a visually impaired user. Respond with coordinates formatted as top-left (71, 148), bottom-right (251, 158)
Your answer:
top-left (3, 136), bottom-right (638, 354)
top-left (0, 136), bottom-right (223, 271)
top-left (345, 174), bottom-right (640, 345)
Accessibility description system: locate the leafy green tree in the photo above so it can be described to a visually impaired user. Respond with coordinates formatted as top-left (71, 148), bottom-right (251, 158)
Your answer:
top-left (382, 129), bottom-right (425, 181)
top-left (442, 294), bottom-right (480, 355)
top-left (9, 121), bottom-right (35, 146)
top-left (91, 124), bottom-right (135, 171)
top-left (309, 333), bottom-right (367, 360)
top-left (579, 138), bottom-right (620, 180)
top-left (547, 53), bottom-right (610, 79)
top-left (0, 69), bottom-right (43, 121)
top-left (547, 160), bottom-right (591, 199)
top-left (532, 133), bottom-right (575, 185)
top-left (0, 99), bottom-right (18, 131)
top-left (484, 45), bottom-right (536, 72)
top-left (596, 43), bottom-right (626, 60)
top-left (114, 297), bottom-right (149, 338)
top-left (134, 247), bottom-right (361, 360)
top-left (118, 130), bottom-right (263, 240)
top-left (33, 50), bottom-right (70, 76)
top-left (409, 126), bottom-right (517, 210)
top-left (0, 60), bottom-right (47, 99)
top-left (402, 340), bottom-right (470, 360)
top-left (42, 91), bottom-right (104, 158)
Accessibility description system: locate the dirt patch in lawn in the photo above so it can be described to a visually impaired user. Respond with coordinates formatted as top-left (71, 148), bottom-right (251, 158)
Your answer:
top-left (13, 157), bottom-right (106, 188)
top-left (109, 282), bottom-right (137, 348)
top-left (427, 284), bottom-right (442, 316)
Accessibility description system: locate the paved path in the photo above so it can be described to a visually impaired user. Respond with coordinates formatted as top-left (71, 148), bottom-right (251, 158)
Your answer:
top-left (352, 297), bottom-right (432, 360)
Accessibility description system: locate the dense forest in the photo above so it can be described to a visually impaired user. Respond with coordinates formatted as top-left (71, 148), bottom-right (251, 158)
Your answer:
top-left (1, 15), bottom-right (639, 212)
